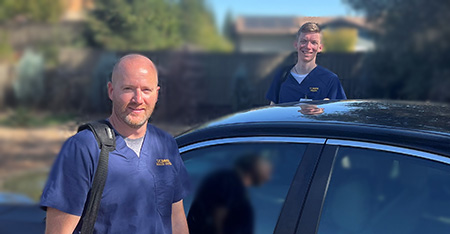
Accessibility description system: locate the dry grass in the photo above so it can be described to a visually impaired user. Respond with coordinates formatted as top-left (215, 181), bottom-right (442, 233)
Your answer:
top-left (0, 125), bottom-right (76, 182)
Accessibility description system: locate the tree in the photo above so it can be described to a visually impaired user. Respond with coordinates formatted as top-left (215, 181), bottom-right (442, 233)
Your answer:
top-left (87, 0), bottom-right (182, 50)
top-left (322, 28), bottom-right (358, 52)
top-left (223, 10), bottom-right (235, 42)
top-left (0, 0), bottom-right (64, 23)
top-left (86, 0), bottom-right (232, 51)
top-left (343, 0), bottom-right (450, 102)
top-left (178, 0), bottom-right (233, 51)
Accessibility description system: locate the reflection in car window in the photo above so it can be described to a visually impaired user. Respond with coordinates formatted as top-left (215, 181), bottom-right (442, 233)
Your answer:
top-left (318, 147), bottom-right (450, 234)
top-left (182, 142), bottom-right (307, 234)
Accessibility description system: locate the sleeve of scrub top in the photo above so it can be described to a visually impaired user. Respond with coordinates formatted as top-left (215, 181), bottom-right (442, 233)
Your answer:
top-left (40, 132), bottom-right (98, 216)
top-left (171, 140), bottom-right (191, 203)
top-left (327, 76), bottom-right (347, 100)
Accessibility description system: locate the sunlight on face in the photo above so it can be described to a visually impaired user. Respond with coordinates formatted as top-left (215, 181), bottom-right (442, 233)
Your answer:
top-left (295, 32), bottom-right (323, 63)
top-left (109, 56), bottom-right (159, 129)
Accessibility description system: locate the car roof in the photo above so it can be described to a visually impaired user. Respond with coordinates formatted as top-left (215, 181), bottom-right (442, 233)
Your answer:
top-left (177, 100), bottom-right (450, 156)
top-left (197, 100), bottom-right (450, 136)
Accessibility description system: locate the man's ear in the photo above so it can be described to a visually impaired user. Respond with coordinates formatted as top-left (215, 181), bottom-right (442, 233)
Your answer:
top-left (155, 86), bottom-right (161, 102)
top-left (318, 43), bottom-right (323, 53)
top-left (107, 82), bottom-right (113, 101)
top-left (293, 40), bottom-right (299, 50)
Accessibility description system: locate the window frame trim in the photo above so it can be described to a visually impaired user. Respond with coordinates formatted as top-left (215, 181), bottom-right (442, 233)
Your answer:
top-left (179, 137), bottom-right (326, 154)
top-left (326, 139), bottom-right (450, 165)
top-left (179, 136), bottom-right (326, 233)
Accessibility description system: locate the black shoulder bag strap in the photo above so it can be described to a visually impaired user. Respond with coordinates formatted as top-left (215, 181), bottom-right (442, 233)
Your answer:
top-left (77, 120), bottom-right (115, 234)
top-left (280, 64), bottom-right (295, 85)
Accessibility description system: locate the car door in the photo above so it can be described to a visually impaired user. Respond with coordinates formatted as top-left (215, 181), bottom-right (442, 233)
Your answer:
top-left (295, 139), bottom-right (450, 234)
top-left (179, 136), bottom-right (325, 234)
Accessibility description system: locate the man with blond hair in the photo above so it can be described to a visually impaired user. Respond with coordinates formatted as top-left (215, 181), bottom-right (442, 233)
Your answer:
top-left (266, 22), bottom-right (346, 104)
top-left (41, 54), bottom-right (190, 234)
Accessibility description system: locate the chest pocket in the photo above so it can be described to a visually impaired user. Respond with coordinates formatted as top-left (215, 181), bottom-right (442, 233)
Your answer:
top-left (153, 160), bottom-right (176, 217)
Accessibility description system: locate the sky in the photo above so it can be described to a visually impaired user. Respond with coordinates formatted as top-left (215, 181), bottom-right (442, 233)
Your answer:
top-left (206, 0), bottom-right (361, 31)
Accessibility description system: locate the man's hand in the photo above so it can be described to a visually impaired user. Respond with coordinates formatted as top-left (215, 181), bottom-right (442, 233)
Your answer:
top-left (172, 200), bottom-right (189, 234)
top-left (45, 207), bottom-right (81, 234)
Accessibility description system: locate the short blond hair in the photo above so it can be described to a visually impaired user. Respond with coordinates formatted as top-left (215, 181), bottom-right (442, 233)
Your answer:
top-left (296, 22), bottom-right (321, 39)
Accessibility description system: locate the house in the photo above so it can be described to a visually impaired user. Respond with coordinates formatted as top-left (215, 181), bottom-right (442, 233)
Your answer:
top-left (232, 16), bottom-right (375, 53)
top-left (320, 17), bottom-right (375, 52)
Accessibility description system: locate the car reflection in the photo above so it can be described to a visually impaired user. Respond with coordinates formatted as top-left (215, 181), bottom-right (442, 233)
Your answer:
top-left (298, 104), bottom-right (325, 115)
top-left (187, 154), bottom-right (273, 234)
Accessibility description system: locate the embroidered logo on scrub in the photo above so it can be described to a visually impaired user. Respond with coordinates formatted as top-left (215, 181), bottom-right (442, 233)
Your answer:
top-left (156, 159), bottom-right (172, 166)
top-left (309, 87), bottom-right (319, 92)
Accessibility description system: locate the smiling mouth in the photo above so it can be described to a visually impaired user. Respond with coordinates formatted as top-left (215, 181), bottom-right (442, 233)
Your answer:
top-left (128, 107), bottom-right (146, 113)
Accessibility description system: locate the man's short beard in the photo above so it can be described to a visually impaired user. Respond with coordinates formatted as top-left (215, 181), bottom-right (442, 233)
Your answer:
top-left (124, 116), bottom-right (149, 129)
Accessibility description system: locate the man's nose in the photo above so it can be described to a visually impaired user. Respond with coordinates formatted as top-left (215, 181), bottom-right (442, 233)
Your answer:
top-left (132, 90), bottom-right (143, 103)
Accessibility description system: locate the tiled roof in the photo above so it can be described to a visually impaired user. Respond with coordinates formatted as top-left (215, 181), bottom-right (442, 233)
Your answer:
top-left (235, 16), bottom-right (370, 35)
top-left (236, 16), bottom-right (300, 34)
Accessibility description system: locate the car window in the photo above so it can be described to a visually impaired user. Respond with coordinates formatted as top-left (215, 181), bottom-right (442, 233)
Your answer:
top-left (181, 142), bottom-right (307, 234)
top-left (317, 146), bottom-right (450, 234)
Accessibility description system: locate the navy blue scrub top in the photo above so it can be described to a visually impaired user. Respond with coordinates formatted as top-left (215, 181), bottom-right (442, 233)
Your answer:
top-left (40, 124), bottom-right (190, 234)
top-left (266, 65), bottom-right (347, 104)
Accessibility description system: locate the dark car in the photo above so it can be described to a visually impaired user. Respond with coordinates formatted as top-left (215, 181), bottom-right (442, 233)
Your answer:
top-left (0, 193), bottom-right (45, 234)
top-left (176, 100), bottom-right (450, 234)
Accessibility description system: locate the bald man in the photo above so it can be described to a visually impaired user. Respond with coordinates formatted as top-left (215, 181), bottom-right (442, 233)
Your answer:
top-left (40, 54), bottom-right (190, 234)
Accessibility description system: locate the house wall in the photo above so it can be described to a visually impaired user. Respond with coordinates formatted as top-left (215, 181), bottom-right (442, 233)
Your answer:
top-left (355, 36), bottom-right (375, 52)
top-left (237, 31), bottom-right (374, 53)
top-left (0, 22), bottom-right (85, 51)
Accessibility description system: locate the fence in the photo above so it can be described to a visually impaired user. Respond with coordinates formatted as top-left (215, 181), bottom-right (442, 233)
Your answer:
top-left (1, 49), bottom-right (366, 123)
top-left (130, 51), bottom-right (366, 122)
